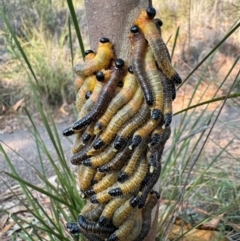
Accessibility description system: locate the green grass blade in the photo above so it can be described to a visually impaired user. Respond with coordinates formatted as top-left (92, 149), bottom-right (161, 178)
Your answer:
top-left (68, 15), bottom-right (74, 67)
top-left (67, 0), bottom-right (85, 58)
top-left (178, 22), bottom-right (240, 88)
top-left (171, 26), bottom-right (180, 59)
top-left (4, 172), bottom-right (78, 211)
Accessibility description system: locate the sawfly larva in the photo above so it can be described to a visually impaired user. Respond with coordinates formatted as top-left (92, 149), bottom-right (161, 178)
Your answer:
top-left (108, 156), bottom-right (148, 196)
top-left (93, 85), bottom-right (144, 150)
top-left (114, 102), bottom-right (150, 151)
top-left (117, 140), bottom-right (147, 183)
top-left (130, 25), bottom-right (154, 106)
top-left (72, 59), bottom-right (126, 131)
top-left (94, 67), bottom-right (138, 134)
top-left (99, 196), bottom-right (129, 226)
top-left (112, 195), bottom-right (140, 227)
top-left (74, 38), bottom-right (114, 77)
top-left (135, 7), bottom-right (182, 85)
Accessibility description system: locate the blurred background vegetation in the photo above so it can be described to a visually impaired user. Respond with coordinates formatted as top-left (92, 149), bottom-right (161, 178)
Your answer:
top-left (0, 0), bottom-right (239, 112)
top-left (0, 0), bottom-right (239, 240)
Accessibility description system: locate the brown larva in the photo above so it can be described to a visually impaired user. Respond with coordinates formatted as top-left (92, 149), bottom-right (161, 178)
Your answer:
top-left (135, 7), bottom-right (182, 85)
top-left (94, 67), bottom-right (138, 134)
top-left (72, 59), bottom-right (126, 131)
top-left (130, 25), bottom-right (154, 106)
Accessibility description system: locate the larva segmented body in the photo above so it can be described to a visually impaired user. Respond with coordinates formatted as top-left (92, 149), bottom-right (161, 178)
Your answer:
top-left (159, 70), bottom-right (173, 128)
top-left (130, 25), bottom-right (154, 106)
top-left (107, 210), bottom-right (136, 241)
top-left (145, 46), bottom-right (164, 121)
top-left (74, 38), bottom-right (114, 77)
top-left (72, 59), bottom-right (126, 131)
top-left (128, 210), bottom-right (142, 241)
top-left (78, 165), bottom-right (96, 192)
top-left (86, 172), bottom-right (119, 196)
top-left (84, 203), bottom-right (105, 221)
top-left (108, 156), bottom-right (148, 196)
top-left (135, 7), bottom-right (182, 85)
top-left (75, 74), bottom-right (97, 112)
top-left (93, 85), bottom-right (144, 150)
top-left (112, 195), bottom-right (140, 227)
top-left (83, 142), bottom-right (117, 168)
top-left (134, 191), bottom-right (159, 241)
top-left (99, 196), bottom-right (129, 226)
top-left (114, 102), bottom-right (150, 151)
top-left (117, 140), bottom-right (147, 183)
top-left (94, 69), bottom-right (138, 134)
top-left (98, 143), bottom-right (132, 173)
top-left (78, 215), bottom-right (115, 236)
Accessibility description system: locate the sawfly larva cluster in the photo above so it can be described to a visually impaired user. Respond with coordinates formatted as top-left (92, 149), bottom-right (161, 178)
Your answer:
top-left (64, 6), bottom-right (181, 240)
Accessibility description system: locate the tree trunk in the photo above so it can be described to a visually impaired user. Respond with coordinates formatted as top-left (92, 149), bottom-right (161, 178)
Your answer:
top-left (84, 1), bottom-right (159, 240)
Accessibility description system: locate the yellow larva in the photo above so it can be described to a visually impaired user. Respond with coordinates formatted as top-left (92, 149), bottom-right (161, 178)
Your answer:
top-left (74, 38), bottom-right (114, 77)
top-left (99, 196), bottom-right (129, 226)
top-left (107, 210), bottom-right (136, 241)
top-left (112, 195), bottom-right (140, 227)
top-left (108, 156), bottom-right (148, 196)
top-left (126, 210), bottom-right (142, 241)
top-left (83, 142), bottom-right (117, 168)
top-left (86, 172), bottom-right (119, 196)
top-left (75, 74), bottom-right (97, 112)
top-left (129, 117), bottom-right (159, 149)
top-left (93, 86), bottom-right (144, 150)
top-left (145, 46), bottom-right (164, 121)
top-left (77, 165), bottom-right (96, 192)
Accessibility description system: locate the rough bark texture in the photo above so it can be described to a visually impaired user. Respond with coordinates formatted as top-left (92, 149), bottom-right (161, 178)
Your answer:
top-left (84, 1), bottom-right (158, 240)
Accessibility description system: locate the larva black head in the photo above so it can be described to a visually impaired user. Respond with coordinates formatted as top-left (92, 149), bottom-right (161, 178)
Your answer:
top-left (66, 222), bottom-right (80, 234)
top-left (114, 136), bottom-right (127, 151)
top-left (85, 187), bottom-right (95, 196)
top-left (130, 196), bottom-right (141, 208)
top-left (115, 58), bottom-right (125, 68)
top-left (83, 158), bottom-right (92, 167)
top-left (117, 171), bottom-right (128, 183)
top-left (85, 49), bottom-right (94, 56)
top-left (82, 133), bottom-right (91, 143)
top-left (155, 18), bottom-right (163, 27)
top-left (108, 187), bottom-right (122, 196)
top-left (90, 195), bottom-right (99, 204)
top-left (62, 126), bottom-right (75, 136)
top-left (108, 234), bottom-right (118, 241)
top-left (130, 25), bottom-right (139, 34)
top-left (96, 71), bottom-right (105, 82)
top-left (151, 109), bottom-right (162, 121)
top-left (130, 135), bottom-right (142, 149)
top-left (85, 91), bottom-right (92, 99)
top-left (100, 37), bottom-right (110, 43)
top-left (98, 166), bottom-right (109, 173)
top-left (99, 216), bottom-right (109, 226)
top-left (128, 66), bottom-right (133, 74)
top-left (93, 138), bottom-right (105, 150)
top-left (146, 6), bottom-right (156, 18)
top-left (118, 81), bottom-right (124, 87)
top-left (154, 191), bottom-right (161, 199)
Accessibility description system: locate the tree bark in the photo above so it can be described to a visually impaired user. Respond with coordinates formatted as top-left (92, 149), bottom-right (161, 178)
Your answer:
top-left (84, 1), bottom-right (158, 240)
